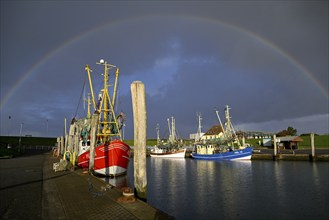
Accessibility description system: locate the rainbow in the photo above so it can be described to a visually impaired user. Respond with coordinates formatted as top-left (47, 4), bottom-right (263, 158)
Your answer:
top-left (1, 15), bottom-right (327, 110)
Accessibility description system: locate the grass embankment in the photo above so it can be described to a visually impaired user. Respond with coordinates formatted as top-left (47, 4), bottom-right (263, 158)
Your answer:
top-left (298, 135), bottom-right (329, 148)
top-left (0, 136), bottom-right (57, 157)
top-left (123, 139), bottom-right (158, 146)
top-left (1, 135), bottom-right (327, 157)
top-left (0, 136), bottom-right (56, 147)
top-left (245, 135), bottom-right (329, 149)
top-left (125, 135), bottom-right (329, 149)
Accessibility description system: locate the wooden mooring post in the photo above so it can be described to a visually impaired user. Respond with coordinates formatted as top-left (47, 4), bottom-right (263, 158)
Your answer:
top-left (60, 136), bottom-right (64, 156)
top-left (273, 135), bottom-right (277, 160)
top-left (131, 81), bottom-right (147, 201)
top-left (89, 112), bottom-right (99, 174)
top-left (310, 132), bottom-right (315, 161)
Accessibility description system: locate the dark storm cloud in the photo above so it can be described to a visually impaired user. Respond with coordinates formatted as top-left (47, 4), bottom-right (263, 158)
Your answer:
top-left (1, 1), bottom-right (328, 138)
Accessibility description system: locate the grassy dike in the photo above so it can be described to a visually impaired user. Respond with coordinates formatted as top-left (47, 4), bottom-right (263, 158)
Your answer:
top-left (245, 135), bottom-right (329, 149)
top-left (0, 136), bottom-right (57, 157)
top-left (1, 135), bottom-right (328, 158)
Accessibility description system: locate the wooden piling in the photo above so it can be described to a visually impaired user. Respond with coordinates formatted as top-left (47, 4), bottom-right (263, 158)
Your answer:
top-left (311, 132), bottom-right (315, 162)
top-left (60, 136), bottom-right (64, 156)
top-left (68, 124), bottom-right (75, 152)
top-left (273, 135), bottom-right (277, 160)
top-left (72, 124), bottom-right (79, 168)
top-left (89, 112), bottom-right (99, 173)
top-left (131, 81), bottom-right (147, 201)
top-left (64, 117), bottom-right (67, 153)
top-left (56, 137), bottom-right (60, 157)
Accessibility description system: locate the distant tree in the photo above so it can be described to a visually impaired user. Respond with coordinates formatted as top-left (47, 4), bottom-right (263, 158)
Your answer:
top-left (277, 126), bottom-right (297, 137)
top-left (287, 126), bottom-right (297, 135)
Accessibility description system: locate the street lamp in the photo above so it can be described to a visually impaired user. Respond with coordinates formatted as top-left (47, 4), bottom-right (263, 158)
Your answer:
top-left (19, 123), bottom-right (23, 152)
top-left (46, 119), bottom-right (49, 137)
top-left (8, 116), bottom-right (11, 136)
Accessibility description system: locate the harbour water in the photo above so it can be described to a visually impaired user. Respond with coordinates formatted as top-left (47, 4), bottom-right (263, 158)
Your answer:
top-left (124, 158), bottom-right (328, 220)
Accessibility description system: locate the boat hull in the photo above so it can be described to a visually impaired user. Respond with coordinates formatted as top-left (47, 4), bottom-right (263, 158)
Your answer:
top-left (150, 148), bottom-right (186, 158)
top-left (191, 147), bottom-right (253, 160)
top-left (77, 140), bottom-right (130, 176)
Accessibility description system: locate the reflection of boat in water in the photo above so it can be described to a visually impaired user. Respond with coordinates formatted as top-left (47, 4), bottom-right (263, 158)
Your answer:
top-left (150, 117), bottom-right (186, 158)
top-left (100, 175), bottom-right (128, 188)
top-left (76, 59), bottom-right (130, 176)
top-left (192, 105), bottom-right (253, 160)
top-left (150, 147), bottom-right (186, 158)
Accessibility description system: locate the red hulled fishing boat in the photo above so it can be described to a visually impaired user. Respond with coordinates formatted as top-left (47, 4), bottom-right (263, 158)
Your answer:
top-left (77, 59), bottom-right (130, 176)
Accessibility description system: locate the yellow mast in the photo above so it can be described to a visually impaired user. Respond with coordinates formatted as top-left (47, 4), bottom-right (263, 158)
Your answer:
top-left (95, 59), bottom-right (123, 142)
top-left (85, 65), bottom-right (97, 111)
top-left (87, 94), bottom-right (91, 119)
top-left (112, 68), bottom-right (120, 108)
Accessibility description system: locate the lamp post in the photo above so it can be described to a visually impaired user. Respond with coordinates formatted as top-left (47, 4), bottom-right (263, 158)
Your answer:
top-left (19, 123), bottom-right (23, 152)
top-left (8, 116), bottom-right (11, 136)
top-left (46, 119), bottom-right (49, 137)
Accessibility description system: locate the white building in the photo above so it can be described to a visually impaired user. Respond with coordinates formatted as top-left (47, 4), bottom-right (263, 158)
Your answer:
top-left (201, 125), bottom-right (224, 141)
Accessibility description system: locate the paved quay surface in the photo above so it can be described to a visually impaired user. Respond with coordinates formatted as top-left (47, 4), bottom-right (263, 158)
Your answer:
top-left (0, 153), bottom-right (174, 220)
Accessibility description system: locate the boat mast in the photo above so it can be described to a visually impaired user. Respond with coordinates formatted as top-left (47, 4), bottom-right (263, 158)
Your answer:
top-left (196, 112), bottom-right (202, 142)
top-left (156, 123), bottom-right (160, 145)
top-left (168, 117), bottom-right (176, 144)
top-left (87, 94), bottom-right (91, 119)
top-left (85, 65), bottom-right (97, 111)
top-left (172, 117), bottom-right (176, 142)
top-left (93, 59), bottom-right (123, 142)
top-left (215, 109), bottom-right (227, 141)
top-left (112, 68), bottom-right (120, 108)
top-left (224, 105), bottom-right (241, 149)
top-left (167, 118), bottom-right (172, 144)
top-left (225, 105), bottom-right (232, 139)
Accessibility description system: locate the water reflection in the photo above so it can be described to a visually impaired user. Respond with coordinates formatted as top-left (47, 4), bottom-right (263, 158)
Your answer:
top-left (150, 158), bottom-right (187, 212)
top-left (100, 174), bottom-right (128, 188)
top-left (127, 158), bottom-right (328, 220)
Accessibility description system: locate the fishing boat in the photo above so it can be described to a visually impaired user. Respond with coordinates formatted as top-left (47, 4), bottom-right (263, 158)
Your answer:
top-left (77, 59), bottom-right (130, 176)
top-left (150, 117), bottom-right (186, 158)
top-left (191, 105), bottom-right (253, 160)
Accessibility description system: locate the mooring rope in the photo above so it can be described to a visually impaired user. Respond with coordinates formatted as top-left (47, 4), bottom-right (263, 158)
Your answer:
top-left (87, 177), bottom-right (112, 197)
top-left (74, 80), bottom-right (86, 119)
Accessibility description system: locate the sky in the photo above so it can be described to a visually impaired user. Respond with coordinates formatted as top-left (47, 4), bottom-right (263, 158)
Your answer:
top-left (1, 0), bottom-right (328, 140)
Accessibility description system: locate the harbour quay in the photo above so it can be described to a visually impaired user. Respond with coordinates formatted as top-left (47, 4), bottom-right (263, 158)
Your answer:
top-left (251, 148), bottom-right (329, 161)
top-left (0, 153), bottom-right (174, 220)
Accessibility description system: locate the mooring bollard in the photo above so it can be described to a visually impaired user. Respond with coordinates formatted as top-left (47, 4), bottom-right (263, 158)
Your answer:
top-left (131, 81), bottom-right (147, 201)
